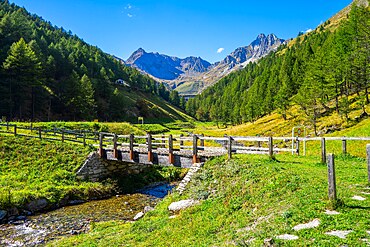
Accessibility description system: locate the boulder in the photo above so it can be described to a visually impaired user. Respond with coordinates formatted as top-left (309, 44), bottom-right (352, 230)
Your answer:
top-left (293, 219), bottom-right (320, 231)
top-left (25, 198), bottom-right (49, 213)
top-left (325, 210), bottom-right (340, 215)
top-left (325, 230), bottom-right (353, 239)
top-left (264, 238), bottom-right (274, 246)
top-left (7, 207), bottom-right (19, 216)
top-left (0, 210), bottom-right (7, 221)
top-left (144, 206), bottom-right (155, 213)
top-left (168, 199), bottom-right (200, 211)
top-left (352, 195), bottom-right (366, 201)
top-left (275, 234), bottom-right (299, 240)
top-left (68, 200), bottom-right (85, 205)
top-left (133, 211), bottom-right (144, 221)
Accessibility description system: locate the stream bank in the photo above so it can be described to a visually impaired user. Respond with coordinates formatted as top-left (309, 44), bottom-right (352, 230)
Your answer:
top-left (0, 182), bottom-right (176, 246)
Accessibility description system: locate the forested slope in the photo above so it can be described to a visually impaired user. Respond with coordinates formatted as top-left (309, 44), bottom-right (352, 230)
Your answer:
top-left (0, 1), bottom-right (185, 122)
top-left (186, 1), bottom-right (369, 135)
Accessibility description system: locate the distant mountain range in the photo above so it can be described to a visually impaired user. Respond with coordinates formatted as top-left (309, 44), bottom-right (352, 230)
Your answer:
top-left (125, 33), bottom-right (286, 95)
top-left (126, 48), bottom-right (212, 80)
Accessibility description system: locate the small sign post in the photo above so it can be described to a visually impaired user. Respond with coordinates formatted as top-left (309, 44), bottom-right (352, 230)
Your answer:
top-left (292, 126), bottom-right (306, 155)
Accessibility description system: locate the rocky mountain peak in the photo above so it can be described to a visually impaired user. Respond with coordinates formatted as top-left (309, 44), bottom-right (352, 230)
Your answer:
top-left (125, 49), bottom-right (212, 80)
top-left (124, 33), bottom-right (285, 94)
top-left (126, 47), bottom-right (146, 64)
top-left (251, 33), bottom-right (267, 46)
top-left (220, 33), bottom-right (284, 70)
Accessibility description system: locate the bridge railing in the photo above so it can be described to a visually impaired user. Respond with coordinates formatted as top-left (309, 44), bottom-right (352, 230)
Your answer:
top-left (2, 123), bottom-right (369, 164)
top-left (96, 133), bottom-right (299, 163)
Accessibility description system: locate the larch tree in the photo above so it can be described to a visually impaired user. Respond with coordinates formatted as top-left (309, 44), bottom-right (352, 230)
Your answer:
top-left (3, 38), bottom-right (42, 120)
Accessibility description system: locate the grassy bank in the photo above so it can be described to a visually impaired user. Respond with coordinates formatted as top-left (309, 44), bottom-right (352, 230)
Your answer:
top-left (52, 153), bottom-right (370, 246)
top-left (0, 135), bottom-right (113, 209)
top-left (0, 135), bottom-right (188, 213)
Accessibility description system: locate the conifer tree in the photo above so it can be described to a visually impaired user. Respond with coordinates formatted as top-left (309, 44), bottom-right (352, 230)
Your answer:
top-left (79, 74), bottom-right (96, 120)
top-left (3, 38), bottom-right (42, 119)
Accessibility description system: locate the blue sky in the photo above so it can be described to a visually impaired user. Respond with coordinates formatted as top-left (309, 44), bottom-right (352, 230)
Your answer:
top-left (10, 0), bottom-right (352, 63)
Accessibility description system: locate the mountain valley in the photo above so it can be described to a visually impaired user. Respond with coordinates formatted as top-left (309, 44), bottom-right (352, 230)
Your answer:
top-left (126, 33), bottom-right (285, 95)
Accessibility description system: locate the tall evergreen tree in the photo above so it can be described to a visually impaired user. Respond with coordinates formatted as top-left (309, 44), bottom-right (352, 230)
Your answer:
top-left (3, 38), bottom-right (42, 119)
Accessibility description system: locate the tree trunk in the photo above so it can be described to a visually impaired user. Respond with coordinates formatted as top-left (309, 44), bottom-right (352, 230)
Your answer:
top-left (8, 79), bottom-right (12, 120)
top-left (335, 84), bottom-right (339, 113)
top-left (31, 86), bottom-right (35, 121)
top-left (47, 98), bottom-right (51, 121)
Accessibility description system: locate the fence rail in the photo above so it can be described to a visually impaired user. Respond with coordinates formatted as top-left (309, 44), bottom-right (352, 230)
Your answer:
top-left (1, 123), bottom-right (370, 164)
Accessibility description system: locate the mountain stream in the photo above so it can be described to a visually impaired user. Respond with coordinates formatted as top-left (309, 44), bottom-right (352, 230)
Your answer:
top-left (0, 183), bottom-right (176, 246)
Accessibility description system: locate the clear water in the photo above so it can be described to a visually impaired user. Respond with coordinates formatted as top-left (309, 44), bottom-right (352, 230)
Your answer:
top-left (0, 183), bottom-right (176, 246)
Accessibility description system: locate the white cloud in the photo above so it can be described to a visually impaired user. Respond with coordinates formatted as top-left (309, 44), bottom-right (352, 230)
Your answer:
top-left (125, 4), bottom-right (132, 9)
top-left (217, 48), bottom-right (225, 54)
top-left (127, 13), bottom-right (133, 18)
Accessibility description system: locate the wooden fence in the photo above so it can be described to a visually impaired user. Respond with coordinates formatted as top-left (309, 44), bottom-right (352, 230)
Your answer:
top-left (0, 123), bottom-right (99, 146)
top-left (1, 123), bottom-right (370, 165)
top-left (326, 145), bottom-right (370, 202)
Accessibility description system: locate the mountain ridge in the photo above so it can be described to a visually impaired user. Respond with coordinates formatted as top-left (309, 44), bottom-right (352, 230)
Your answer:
top-left (126, 48), bottom-right (212, 81)
top-left (126, 33), bottom-right (285, 94)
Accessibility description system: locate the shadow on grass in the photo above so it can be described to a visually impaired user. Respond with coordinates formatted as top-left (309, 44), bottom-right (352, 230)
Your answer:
top-left (345, 205), bottom-right (370, 210)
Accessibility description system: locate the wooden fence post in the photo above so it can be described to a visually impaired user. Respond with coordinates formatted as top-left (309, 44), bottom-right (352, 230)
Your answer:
top-left (367, 144), bottom-right (370, 183)
top-left (14, 125), bottom-right (17, 136)
top-left (256, 134), bottom-right (261, 148)
top-left (342, 139), bottom-right (347, 155)
top-left (129, 134), bottom-right (134, 160)
top-left (268, 137), bottom-right (273, 159)
top-left (113, 134), bottom-right (118, 159)
top-left (296, 137), bottom-right (300, 156)
top-left (327, 153), bottom-right (337, 201)
top-left (147, 133), bottom-right (153, 162)
top-left (38, 128), bottom-right (42, 139)
top-left (169, 134), bottom-right (174, 164)
top-left (6, 122), bottom-right (9, 131)
top-left (193, 135), bottom-right (198, 164)
top-left (200, 134), bottom-right (204, 148)
top-left (321, 138), bottom-right (326, 164)
top-left (179, 134), bottom-right (184, 148)
top-left (99, 133), bottom-right (104, 158)
top-left (228, 136), bottom-right (233, 160)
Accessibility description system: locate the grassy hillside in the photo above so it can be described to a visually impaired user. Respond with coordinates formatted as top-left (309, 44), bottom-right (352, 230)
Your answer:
top-left (117, 89), bottom-right (194, 123)
top-left (175, 81), bottom-right (202, 95)
top-left (193, 91), bottom-right (370, 138)
top-left (0, 1), bottom-right (191, 122)
top-left (186, 2), bottom-right (369, 129)
top-left (52, 154), bottom-right (370, 246)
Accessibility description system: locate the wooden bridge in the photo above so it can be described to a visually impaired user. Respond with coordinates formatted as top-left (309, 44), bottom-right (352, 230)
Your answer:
top-left (2, 123), bottom-right (370, 168)
top-left (96, 133), bottom-right (300, 167)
